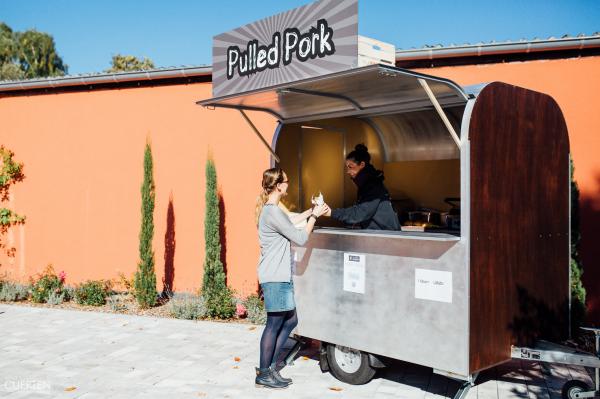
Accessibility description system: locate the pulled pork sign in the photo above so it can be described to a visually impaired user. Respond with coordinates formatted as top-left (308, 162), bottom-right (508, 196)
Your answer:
top-left (212, 0), bottom-right (358, 97)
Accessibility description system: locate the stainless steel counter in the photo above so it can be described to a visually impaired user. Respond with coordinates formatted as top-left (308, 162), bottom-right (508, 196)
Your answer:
top-left (314, 227), bottom-right (460, 241)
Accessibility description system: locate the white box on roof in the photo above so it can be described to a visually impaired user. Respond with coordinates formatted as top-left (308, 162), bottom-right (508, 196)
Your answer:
top-left (358, 35), bottom-right (396, 67)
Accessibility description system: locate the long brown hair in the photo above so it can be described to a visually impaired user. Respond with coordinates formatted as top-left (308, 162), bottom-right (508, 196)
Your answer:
top-left (255, 167), bottom-right (286, 226)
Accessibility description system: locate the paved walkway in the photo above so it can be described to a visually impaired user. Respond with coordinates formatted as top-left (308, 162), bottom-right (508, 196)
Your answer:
top-left (0, 304), bottom-right (594, 398)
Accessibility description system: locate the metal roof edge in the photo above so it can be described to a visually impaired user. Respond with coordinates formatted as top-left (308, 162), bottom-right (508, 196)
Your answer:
top-left (0, 65), bottom-right (212, 93)
top-left (395, 35), bottom-right (600, 61)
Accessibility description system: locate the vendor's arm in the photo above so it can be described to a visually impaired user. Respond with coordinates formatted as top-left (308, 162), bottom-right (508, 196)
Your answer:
top-left (328, 198), bottom-right (380, 225)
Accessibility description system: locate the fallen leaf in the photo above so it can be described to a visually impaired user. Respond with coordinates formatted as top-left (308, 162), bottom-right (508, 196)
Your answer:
top-left (233, 366), bottom-right (239, 369)
top-left (248, 326), bottom-right (256, 331)
top-left (64, 386), bottom-right (77, 392)
top-left (234, 357), bottom-right (241, 362)
top-left (329, 387), bottom-right (343, 392)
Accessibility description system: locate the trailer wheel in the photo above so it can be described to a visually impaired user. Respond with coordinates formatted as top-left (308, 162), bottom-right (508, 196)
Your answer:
top-left (325, 344), bottom-right (376, 385)
top-left (562, 380), bottom-right (591, 399)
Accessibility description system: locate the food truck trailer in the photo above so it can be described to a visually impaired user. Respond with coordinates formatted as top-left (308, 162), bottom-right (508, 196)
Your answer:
top-left (199, 1), bottom-right (600, 397)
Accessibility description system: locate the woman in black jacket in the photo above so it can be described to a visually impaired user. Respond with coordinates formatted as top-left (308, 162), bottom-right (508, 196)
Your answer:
top-left (325, 144), bottom-right (399, 230)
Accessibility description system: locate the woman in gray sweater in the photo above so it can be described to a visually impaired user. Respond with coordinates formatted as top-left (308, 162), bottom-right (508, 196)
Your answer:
top-left (254, 167), bottom-right (328, 389)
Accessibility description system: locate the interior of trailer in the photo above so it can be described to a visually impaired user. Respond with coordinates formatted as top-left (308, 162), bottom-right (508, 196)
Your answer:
top-left (275, 104), bottom-right (465, 235)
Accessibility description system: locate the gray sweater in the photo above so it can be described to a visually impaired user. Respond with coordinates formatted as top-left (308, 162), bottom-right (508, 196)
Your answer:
top-left (257, 204), bottom-right (308, 283)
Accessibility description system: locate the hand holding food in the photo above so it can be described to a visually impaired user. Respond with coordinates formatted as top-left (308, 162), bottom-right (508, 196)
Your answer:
top-left (312, 203), bottom-right (329, 217)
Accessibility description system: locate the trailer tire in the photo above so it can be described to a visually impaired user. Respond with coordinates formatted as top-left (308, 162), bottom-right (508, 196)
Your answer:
top-left (326, 344), bottom-right (376, 385)
top-left (561, 380), bottom-right (590, 399)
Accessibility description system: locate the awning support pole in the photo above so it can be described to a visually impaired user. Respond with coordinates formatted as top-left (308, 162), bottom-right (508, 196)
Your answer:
top-left (418, 78), bottom-right (461, 148)
top-left (239, 109), bottom-right (281, 163)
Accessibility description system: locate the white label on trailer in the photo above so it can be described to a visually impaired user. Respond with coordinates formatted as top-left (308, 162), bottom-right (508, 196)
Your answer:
top-left (343, 253), bottom-right (365, 294)
top-left (415, 269), bottom-right (452, 303)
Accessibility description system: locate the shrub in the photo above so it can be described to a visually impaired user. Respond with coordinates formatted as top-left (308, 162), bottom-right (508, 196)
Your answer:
top-left (134, 142), bottom-right (157, 308)
top-left (30, 265), bottom-right (65, 303)
top-left (63, 286), bottom-right (75, 301)
top-left (234, 297), bottom-right (247, 318)
top-left (74, 280), bottom-right (111, 306)
top-left (0, 146), bottom-right (26, 258)
top-left (46, 290), bottom-right (66, 305)
top-left (244, 294), bottom-right (267, 325)
top-left (168, 295), bottom-right (208, 320)
top-left (114, 272), bottom-right (135, 295)
top-left (107, 294), bottom-right (129, 312)
top-left (205, 287), bottom-right (236, 319)
top-left (0, 281), bottom-right (29, 301)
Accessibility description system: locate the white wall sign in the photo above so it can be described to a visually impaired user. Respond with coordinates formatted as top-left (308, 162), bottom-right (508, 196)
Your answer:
top-left (415, 269), bottom-right (452, 303)
top-left (343, 253), bottom-right (365, 294)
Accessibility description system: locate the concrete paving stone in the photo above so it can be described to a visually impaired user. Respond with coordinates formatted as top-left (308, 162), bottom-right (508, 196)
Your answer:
top-left (460, 389), bottom-right (476, 399)
top-left (527, 384), bottom-right (551, 399)
top-left (376, 383), bottom-right (399, 394)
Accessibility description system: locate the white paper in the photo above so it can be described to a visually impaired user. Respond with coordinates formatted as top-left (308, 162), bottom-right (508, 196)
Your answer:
top-left (415, 269), bottom-right (452, 303)
top-left (311, 192), bottom-right (324, 206)
top-left (343, 253), bottom-right (365, 294)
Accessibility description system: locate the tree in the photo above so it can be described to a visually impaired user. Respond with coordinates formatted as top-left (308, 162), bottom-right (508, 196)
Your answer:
top-left (201, 157), bottom-right (234, 319)
top-left (0, 22), bottom-right (67, 80)
top-left (569, 156), bottom-right (586, 335)
top-left (0, 23), bottom-right (17, 65)
top-left (0, 63), bottom-right (24, 81)
top-left (0, 146), bottom-right (25, 259)
top-left (16, 29), bottom-right (67, 78)
top-left (134, 142), bottom-right (157, 308)
top-left (105, 54), bottom-right (155, 73)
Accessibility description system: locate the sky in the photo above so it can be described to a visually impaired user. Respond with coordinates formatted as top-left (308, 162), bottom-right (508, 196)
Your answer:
top-left (2, 0), bottom-right (599, 75)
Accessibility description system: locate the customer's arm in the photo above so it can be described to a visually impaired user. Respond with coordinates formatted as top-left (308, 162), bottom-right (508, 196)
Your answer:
top-left (286, 208), bottom-right (313, 225)
top-left (269, 205), bottom-right (328, 245)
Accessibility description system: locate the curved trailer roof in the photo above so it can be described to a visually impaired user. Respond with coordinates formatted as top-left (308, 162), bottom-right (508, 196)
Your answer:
top-left (197, 64), bottom-right (470, 123)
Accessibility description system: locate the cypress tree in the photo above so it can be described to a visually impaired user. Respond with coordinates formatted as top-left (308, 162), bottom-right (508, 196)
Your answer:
top-left (569, 156), bottom-right (586, 335)
top-left (134, 142), bottom-right (157, 308)
top-left (202, 157), bottom-right (234, 318)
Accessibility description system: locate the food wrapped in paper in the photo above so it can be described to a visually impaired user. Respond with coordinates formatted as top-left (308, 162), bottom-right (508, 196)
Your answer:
top-left (311, 192), bottom-right (324, 206)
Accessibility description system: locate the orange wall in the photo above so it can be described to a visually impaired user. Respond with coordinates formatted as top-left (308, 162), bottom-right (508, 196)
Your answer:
top-left (0, 56), bottom-right (598, 320)
top-left (415, 56), bottom-right (600, 322)
top-left (0, 84), bottom-right (277, 296)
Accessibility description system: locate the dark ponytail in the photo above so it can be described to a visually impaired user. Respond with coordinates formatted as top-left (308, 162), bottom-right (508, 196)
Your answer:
top-left (346, 144), bottom-right (371, 165)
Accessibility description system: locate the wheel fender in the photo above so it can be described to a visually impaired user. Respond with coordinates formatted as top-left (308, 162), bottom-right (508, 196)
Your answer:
top-left (319, 342), bottom-right (330, 372)
top-left (368, 353), bottom-right (386, 369)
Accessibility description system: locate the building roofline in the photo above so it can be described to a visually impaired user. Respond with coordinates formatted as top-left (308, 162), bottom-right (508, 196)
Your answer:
top-left (395, 34), bottom-right (600, 61)
top-left (1, 34), bottom-right (599, 94)
top-left (0, 66), bottom-right (212, 94)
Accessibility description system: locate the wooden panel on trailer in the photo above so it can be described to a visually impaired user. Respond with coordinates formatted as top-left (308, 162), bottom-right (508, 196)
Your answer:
top-left (468, 82), bottom-right (570, 373)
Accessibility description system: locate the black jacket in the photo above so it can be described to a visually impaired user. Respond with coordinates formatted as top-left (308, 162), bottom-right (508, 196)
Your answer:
top-left (331, 164), bottom-right (400, 230)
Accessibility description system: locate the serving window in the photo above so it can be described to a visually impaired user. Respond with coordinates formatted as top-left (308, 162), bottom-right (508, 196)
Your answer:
top-left (275, 104), bottom-right (464, 234)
